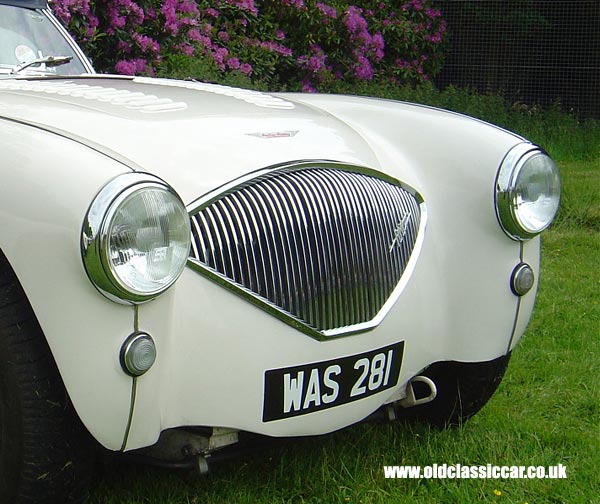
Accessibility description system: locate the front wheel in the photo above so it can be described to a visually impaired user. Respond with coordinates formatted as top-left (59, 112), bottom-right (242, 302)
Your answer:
top-left (397, 354), bottom-right (511, 428)
top-left (0, 252), bottom-right (93, 504)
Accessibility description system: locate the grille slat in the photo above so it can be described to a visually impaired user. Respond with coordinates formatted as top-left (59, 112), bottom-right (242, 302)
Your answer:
top-left (281, 174), bottom-right (325, 326)
top-left (272, 176), bottom-right (314, 323)
top-left (302, 171), bottom-right (340, 329)
top-left (262, 179), bottom-right (301, 315)
top-left (323, 171), bottom-right (366, 325)
top-left (317, 172), bottom-right (353, 327)
top-left (245, 185), bottom-right (282, 302)
top-left (221, 196), bottom-right (255, 291)
top-left (233, 190), bottom-right (272, 298)
top-left (188, 165), bottom-right (424, 338)
top-left (346, 172), bottom-right (386, 318)
top-left (330, 172), bottom-right (370, 324)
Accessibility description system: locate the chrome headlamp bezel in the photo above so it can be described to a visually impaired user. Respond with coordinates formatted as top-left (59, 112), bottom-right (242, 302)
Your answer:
top-left (495, 143), bottom-right (561, 241)
top-left (82, 172), bottom-right (191, 304)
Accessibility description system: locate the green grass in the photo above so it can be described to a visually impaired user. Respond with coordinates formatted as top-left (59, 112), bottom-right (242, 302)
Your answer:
top-left (84, 86), bottom-right (600, 503)
top-left (554, 161), bottom-right (600, 232)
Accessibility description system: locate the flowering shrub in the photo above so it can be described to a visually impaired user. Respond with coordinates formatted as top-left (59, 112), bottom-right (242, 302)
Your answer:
top-left (50, 0), bottom-right (446, 89)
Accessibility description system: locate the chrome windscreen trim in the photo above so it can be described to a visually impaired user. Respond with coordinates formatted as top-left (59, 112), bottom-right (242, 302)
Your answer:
top-left (43, 8), bottom-right (96, 74)
top-left (187, 161), bottom-right (426, 340)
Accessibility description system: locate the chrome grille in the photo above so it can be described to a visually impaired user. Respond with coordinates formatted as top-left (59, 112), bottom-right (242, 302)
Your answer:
top-left (188, 163), bottom-right (424, 338)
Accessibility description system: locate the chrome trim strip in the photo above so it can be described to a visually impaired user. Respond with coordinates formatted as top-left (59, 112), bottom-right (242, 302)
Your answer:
top-left (187, 161), bottom-right (426, 340)
top-left (506, 241), bottom-right (525, 353)
top-left (120, 376), bottom-right (137, 451)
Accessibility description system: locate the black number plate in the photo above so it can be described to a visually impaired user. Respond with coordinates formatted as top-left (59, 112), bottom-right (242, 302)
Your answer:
top-left (263, 342), bottom-right (404, 422)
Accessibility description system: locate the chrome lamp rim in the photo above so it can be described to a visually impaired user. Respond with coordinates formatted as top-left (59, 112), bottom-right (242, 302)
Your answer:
top-left (495, 142), bottom-right (557, 241)
top-left (81, 172), bottom-right (187, 304)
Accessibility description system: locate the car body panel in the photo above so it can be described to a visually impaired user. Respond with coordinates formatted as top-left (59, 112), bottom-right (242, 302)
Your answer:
top-left (0, 116), bottom-right (133, 449)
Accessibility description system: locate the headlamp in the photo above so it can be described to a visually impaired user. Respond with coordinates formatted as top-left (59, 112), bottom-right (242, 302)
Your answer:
top-left (495, 143), bottom-right (560, 240)
top-left (82, 173), bottom-right (191, 303)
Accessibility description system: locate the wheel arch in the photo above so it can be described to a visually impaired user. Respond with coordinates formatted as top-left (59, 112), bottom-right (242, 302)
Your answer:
top-left (0, 118), bottom-right (136, 450)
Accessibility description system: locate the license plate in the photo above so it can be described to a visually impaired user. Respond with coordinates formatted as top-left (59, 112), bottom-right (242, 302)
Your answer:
top-left (263, 342), bottom-right (404, 422)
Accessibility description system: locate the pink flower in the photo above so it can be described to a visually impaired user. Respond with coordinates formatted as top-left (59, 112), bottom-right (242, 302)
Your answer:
top-left (301, 79), bottom-right (316, 92)
top-left (316, 2), bottom-right (337, 19)
top-left (403, 0), bottom-right (423, 11)
top-left (259, 40), bottom-right (292, 57)
top-left (117, 40), bottom-right (131, 54)
top-left (224, 0), bottom-right (257, 15)
top-left (187, 28), bottom-right (202, 41)
top-left (114, 60), bottom-right (136, 75)
top-left (298, 44), bottom-right (326, 74)
top-left (282, 0), bottom-right (304, 8)
top-left (132, 33), bottom-right (159, 54)
top-left (178, 44), bottom-right (194, 56)
top-left (344, 6), bottom-right (367, 35)
top-left (226, 57), bottom-right (240, 70)
top-left (199, 35), bottom-right (212, 48)
top-left (160, 0), bottom-right (199, 35)
top-left (240, 63), bottom-right (253, 75)
top-left (424, 32), bottom-right (442, 43)
top-left (395, 59), bottom-right (410, 70)
top-left (372, 32), bottom-right (384, 60)
top-left (211, 46), bottom-right (229, 70)
top-left (114, 58), bottom-right (147, 75)
top-left (425, 7), bottom-right (441, 19)
top-left (354, 55), bottom-right (373, 80)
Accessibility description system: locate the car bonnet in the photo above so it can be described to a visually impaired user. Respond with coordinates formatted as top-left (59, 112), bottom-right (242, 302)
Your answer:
top-left (0, 75), bottom-right (380, 203)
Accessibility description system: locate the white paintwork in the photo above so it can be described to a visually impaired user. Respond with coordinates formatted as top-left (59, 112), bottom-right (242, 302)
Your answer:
top-left (0, 73), bottom-right (539, 451)
top-left (0, 118), bottom-right (133, 449)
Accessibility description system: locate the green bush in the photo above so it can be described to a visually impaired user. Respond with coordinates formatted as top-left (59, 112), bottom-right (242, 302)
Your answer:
top-left (51, 0), bottom-right (446, 89)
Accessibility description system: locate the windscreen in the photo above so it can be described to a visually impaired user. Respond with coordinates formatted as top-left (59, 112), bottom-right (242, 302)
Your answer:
top-left (0, 6), bottom-right (87, 75)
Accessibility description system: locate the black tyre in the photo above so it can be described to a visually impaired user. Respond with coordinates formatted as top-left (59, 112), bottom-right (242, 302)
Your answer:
top-left (0, 252), bottom-right (93, 504)
top-left (398, 354), bottom-right (511, 428)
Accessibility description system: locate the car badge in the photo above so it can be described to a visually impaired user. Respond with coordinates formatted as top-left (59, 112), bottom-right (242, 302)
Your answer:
top-left (246, 130), bottom-right (299, 139)
top-left (389, 213), bottom-right (411, 253)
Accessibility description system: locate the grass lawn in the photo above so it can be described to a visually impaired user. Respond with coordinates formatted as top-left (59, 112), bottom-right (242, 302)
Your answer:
top-left (85, 156), bottom-right (599, 504)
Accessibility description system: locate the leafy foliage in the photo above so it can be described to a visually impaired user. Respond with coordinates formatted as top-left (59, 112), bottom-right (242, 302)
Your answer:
top-left (50, 0), bottom-right (446, 89)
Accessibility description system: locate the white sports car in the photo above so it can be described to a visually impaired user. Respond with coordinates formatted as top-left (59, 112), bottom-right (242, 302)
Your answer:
top-left (0, 2), bottom-right (560, 503)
